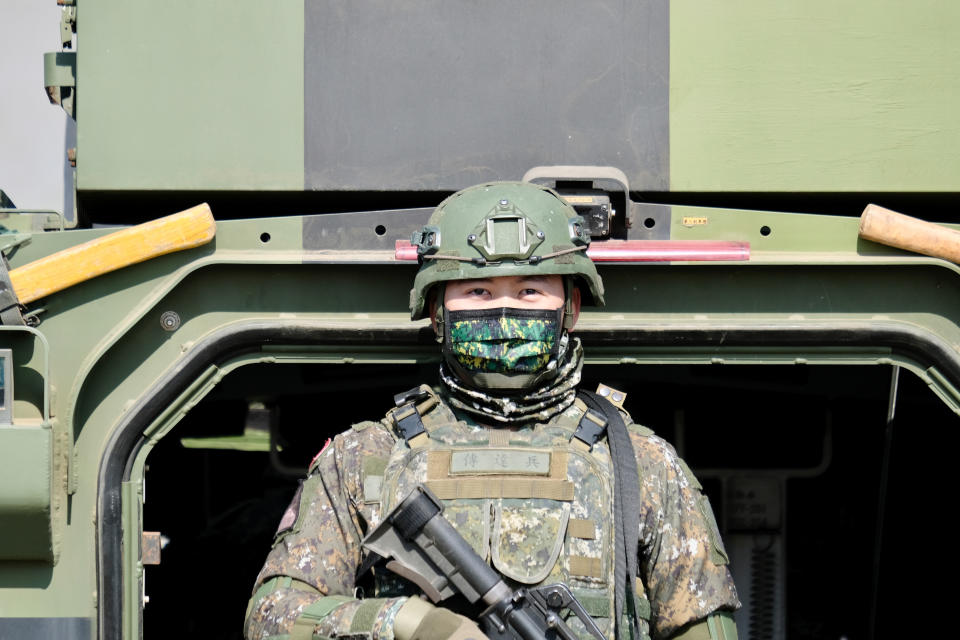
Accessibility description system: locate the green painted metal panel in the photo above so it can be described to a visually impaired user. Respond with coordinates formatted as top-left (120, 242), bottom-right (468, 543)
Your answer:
top-left (0, 426), bottom-right (52, 561)
top-left (671, 1), bottom-right (960, 191)
top-left (78, 0), bottom-right (304, 191)
top-left (7, 207), bottom-right (960, 629)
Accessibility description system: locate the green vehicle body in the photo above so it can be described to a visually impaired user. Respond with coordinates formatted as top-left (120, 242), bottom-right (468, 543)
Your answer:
top-left (3, 1), bottom-right (960, 639)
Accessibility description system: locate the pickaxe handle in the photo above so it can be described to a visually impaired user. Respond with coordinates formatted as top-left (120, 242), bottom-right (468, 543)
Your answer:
top-left (859, 204), bottom-right (960, 264)
top-left (8, 203), bottom-right (215, 305)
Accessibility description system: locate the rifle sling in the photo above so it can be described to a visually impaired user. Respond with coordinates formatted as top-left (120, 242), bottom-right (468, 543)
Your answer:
top-left (578, 390), bottom-right (642, 639)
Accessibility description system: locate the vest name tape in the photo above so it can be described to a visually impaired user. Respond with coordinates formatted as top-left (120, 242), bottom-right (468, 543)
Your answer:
top-left (450, 450), bottom-right (552, 475)
top-left (428, 448), bottom-right (568, 480)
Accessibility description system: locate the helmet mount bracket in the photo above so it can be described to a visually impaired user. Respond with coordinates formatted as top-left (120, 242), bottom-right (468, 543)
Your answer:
top-left (467, 209), bottom-right (544, 262)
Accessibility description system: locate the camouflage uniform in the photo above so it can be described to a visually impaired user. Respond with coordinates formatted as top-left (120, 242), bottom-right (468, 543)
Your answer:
top-left (244, 387), bottom-right (739, 640)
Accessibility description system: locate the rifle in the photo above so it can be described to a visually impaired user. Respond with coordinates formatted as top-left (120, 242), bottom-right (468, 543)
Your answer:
top-left (361, 485), bottom-right (606, 640)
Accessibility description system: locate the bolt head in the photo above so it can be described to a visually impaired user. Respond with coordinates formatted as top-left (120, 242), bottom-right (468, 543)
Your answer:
top-left (160, 310), bottom-right (181, 331)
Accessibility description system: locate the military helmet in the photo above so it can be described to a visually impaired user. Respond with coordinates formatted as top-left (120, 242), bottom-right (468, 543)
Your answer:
top-left (409, 181), bottom-right (605, 320)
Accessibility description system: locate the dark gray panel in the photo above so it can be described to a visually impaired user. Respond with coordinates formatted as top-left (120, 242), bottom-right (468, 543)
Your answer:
top-left (0, 618), bottom-right (90, 640)
top-left (302, 208), bottom-right (432, 250)
top-left (627, 203), bottom-right (672, 240)
top-left (305, 0), bottom-right (668, 191)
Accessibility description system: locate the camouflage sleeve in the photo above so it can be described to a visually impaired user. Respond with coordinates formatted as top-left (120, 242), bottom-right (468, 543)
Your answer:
top-left (244, 421), bottom-right (405, 640)
top-left (630, 428), bottom-right (740, 639)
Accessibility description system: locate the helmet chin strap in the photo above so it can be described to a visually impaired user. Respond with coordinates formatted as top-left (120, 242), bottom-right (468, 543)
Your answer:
top-left (562, 278), bottom-right (576, 330)
top-left (433, 283), bottom-right (446, 344)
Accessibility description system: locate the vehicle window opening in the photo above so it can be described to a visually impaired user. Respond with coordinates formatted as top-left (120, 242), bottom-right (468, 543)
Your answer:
top-left (138, 361), bottom-right (955, 640)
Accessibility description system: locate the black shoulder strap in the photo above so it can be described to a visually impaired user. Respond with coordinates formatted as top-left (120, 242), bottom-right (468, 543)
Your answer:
top-left (578, 390), bottom-right (641, 640)
top-left (390, 386), bottom-right (432, 443)
top-left (572, 405), bottom-right (607, 449)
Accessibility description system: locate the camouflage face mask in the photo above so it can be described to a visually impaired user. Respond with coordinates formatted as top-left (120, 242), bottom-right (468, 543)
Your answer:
top-left (443, 306), bottom-right (564, 376)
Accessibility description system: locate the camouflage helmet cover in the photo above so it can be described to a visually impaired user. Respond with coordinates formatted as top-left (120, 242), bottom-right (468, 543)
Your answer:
top-left (409, 182), bottom-right (605, 319)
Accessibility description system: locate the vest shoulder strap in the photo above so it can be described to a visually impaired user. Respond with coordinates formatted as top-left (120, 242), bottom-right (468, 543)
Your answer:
top-left (572, 400), bottom-right (607, 450)
top-left (388, 384), bottom-right (440, 446)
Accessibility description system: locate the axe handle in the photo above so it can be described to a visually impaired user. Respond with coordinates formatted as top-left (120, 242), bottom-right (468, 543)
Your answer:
top-left (9, 203), bottom-right (215, 305)
top-left (859, 204), bottom-right (960, 264)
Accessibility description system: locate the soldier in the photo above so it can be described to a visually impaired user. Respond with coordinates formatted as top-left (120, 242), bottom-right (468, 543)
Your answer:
top-left (244, 182), bottom-right (740, 640)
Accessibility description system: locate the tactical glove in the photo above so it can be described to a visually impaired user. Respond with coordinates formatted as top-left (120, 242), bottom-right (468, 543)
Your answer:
top-left (394, 597), bottom-right (489, 640)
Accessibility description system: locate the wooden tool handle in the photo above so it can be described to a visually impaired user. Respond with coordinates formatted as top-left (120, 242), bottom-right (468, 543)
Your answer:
top-left (859, 204), bottom-right (960, 264)
top-left (9, 203), bottom-right (216, 304)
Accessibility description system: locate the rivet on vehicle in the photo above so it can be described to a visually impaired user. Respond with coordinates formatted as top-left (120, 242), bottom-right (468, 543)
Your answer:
top-left (160, 311), bottom-right (181, 332)
top-left (536, 231), bottom-right (545, 239)
top-left (467, 234), bottom-right (477, 243)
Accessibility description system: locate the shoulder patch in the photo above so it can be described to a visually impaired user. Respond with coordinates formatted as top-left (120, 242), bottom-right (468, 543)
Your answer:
top-left (362, 456), bottom-right (389, 503)
top-left (595, 383), bottom-right (627, 409)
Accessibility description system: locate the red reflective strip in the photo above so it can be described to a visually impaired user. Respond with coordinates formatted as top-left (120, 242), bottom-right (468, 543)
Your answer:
top-left (395, 240), bottom-right (419, 260)
top-left (394, 239), bottom-right (749, 262)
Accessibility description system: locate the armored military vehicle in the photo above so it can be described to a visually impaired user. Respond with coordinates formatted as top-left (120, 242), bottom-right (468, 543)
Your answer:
top-left (4, 2), bottom-right (960, 639)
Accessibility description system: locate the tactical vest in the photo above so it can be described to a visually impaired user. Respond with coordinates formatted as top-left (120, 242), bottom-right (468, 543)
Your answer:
top-left (363, 385), bottom-right (652, 640)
